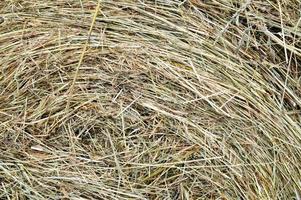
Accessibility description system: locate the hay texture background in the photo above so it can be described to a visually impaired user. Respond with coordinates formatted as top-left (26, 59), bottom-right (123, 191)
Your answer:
top-left (0, 0), bottom-right (301, 199)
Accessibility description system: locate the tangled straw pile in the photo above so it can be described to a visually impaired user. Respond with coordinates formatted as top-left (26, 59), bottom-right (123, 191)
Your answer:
top-left (0, 0), bottom-right (301, 199)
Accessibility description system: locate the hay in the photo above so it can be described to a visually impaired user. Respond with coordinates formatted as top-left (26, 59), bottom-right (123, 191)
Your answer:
top-left (0, 0), bottom-right (301, 199)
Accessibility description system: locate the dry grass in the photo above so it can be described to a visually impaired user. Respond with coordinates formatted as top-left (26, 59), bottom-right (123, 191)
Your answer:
top-left (0, 0), bottom-right (301, 199)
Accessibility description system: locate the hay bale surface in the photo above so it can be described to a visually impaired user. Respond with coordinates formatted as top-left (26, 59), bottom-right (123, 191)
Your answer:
top-left (0, 0), bottom-right (301, 199)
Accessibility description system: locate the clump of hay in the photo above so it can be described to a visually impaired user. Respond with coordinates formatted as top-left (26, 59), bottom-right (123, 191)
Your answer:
top-left (0, 0), bottom-right (301, 199)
